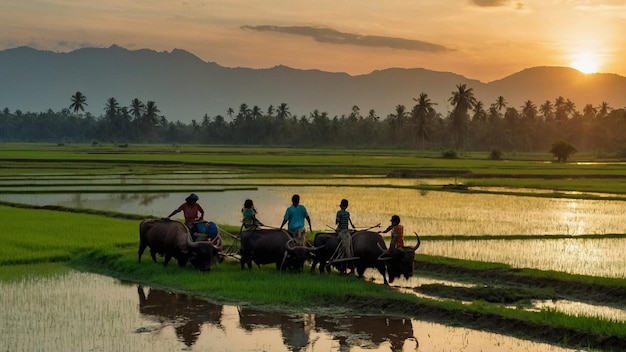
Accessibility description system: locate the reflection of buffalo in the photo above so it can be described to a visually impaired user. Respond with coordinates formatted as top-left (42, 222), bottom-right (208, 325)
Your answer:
top-left (138, 218), bottom-right (221, 271)
top-left (315, 314), bottom-right (417, 351)
top-left (137, 286), bottom-right (223, 347)
top-left (239, 229), bottom-right (317, 272)
top-left (238, 306), bottom-right (310, 351)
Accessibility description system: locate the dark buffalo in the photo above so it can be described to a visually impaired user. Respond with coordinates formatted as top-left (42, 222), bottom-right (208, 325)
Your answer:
top-left (351, 230), bottom-right (421, 285)
top-left (138, 218), bottom-right (221, 271)
top-left (239, 229), bottom-right (317, 272)
top-left (310, 232), bottom-right (353, 274)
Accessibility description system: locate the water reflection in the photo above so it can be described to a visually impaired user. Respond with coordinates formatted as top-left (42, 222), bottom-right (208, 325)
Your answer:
top-left (238, 307), bottom-right (311, 351)
top-left (137, 286), bottom-right (223, 347)
top-left (314, 315), bottom-right (416, 351)
top-left (0, 270), bottom-right (579, 352)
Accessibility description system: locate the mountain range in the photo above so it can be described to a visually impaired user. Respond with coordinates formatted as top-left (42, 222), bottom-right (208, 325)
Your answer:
top-left (1, 45), bottom-right (625, 123)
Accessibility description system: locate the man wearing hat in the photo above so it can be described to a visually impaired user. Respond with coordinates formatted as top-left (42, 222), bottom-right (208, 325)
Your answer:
top-left (167, 193), bottom-right (205, 231)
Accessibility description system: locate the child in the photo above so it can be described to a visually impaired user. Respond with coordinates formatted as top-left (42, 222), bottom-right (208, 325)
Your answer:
top-left (242, 199), bottom-right (264, 230)
top-left (335, 199), bottom-right (356, 233)
top-left (335, 199), bottom-right (356, 258)
top-left (379, 215), bottom-right (404, 252)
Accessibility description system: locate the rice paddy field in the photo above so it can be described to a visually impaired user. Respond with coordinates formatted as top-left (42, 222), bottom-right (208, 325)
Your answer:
top-left (2, 143), bottom-right (626, 351)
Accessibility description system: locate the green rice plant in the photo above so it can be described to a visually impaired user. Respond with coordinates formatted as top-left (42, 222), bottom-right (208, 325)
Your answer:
top-left (0, 205), bottom-right (138, 265)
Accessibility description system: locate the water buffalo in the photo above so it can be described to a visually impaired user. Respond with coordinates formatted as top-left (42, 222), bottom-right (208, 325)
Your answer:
top-left (310, 232), bottom-right (353, 274)
top-left (239, 229), bottom-right (318, 272)
top-left (351, 230), bottom-right (421, 285)
top-left (138, 218), bottom-right (221, 271)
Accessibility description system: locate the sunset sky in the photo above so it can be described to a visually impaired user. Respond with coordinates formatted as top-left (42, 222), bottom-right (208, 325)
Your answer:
top-left (1, 0), bottom-right (624, 82)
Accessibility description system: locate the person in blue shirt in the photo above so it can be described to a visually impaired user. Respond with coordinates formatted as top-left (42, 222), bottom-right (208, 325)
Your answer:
top-left (280, 194), bottom-right (312, 245)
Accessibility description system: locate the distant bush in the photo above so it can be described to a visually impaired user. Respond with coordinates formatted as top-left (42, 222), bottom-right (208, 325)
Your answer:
top-left (489, 149), bottom-right (502, 160)
top-left (441, 150), bottom-right (458, 159)
top-left (550, 140), bottom-right (577, 162)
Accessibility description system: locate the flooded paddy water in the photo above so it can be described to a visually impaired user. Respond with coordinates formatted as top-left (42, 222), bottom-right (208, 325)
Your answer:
top-left (3, 173), bottom-right (626, 277)
top-left (2, 171), bottom-right (626, 350)
top-left (0, 269), bottom-right (580, 352)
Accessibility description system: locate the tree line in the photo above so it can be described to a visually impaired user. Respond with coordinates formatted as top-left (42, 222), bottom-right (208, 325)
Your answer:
top-left (1, 85), bottom-right (625, 156)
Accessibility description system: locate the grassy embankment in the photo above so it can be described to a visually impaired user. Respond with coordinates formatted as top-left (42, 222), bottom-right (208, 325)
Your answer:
top-left (2, 203), bottom-right (626, 351)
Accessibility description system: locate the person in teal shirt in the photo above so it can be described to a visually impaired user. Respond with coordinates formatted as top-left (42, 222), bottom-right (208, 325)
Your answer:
top-left (280, 194), bottom-right (312, 245)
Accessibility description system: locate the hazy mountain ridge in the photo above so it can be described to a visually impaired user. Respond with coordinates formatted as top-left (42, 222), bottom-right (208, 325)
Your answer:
top-left (1, 45), bottom-right (624, 123)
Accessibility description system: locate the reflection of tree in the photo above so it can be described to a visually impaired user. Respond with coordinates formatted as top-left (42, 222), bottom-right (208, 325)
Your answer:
top-left (137, 286), bottom-right (223, 348)
top-left (314, 315), bottom-right (416, 351)
top-left (109, 193), bottom-right (168, 205)
top-left (70, 194), bottom-right (84, 208)
top-left (238, 307), bottom-right (310, 351)
top-left (138, 193), bottom-right (169, 206)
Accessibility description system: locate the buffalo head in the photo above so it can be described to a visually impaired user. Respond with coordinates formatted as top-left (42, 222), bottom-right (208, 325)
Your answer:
top-left (283, 239), bottom-right (321, 272)
top-left (187, 236), bottom-right (222, 272)
top-left (378, 233), bottom-right (421, 284)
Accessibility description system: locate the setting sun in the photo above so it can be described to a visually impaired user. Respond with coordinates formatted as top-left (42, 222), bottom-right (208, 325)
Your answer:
top-left (570, 54), bottom-right (600, 74)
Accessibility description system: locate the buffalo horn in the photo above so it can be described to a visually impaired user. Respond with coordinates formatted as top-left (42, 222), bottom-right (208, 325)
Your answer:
top-left (377, 242), bottom-right (392, 261)
top-left (186, 235), bottom-right (199, 248)
top-left (413, 233), bottom-right (421, 250)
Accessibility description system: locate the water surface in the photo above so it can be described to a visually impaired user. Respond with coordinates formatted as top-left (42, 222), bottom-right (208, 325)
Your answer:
top-left (0, 269), bottom-right (578, 352)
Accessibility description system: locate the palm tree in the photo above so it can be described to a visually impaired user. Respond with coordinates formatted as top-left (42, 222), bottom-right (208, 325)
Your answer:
top-left (276, 103), bottom-right (291, 120)
top-left (494, 96), bottom-right (507, 112)
top-left (144, 101), bottom-right (160, 126)
top-left (582, 104), bottom-right (597, 120)
top-left (237, 103), bottom-right (251, 119)
top-left (472, 101), bottom-right (486, 122)
top-left (226, 107), bottom-right (235, 120)
top-left (521, 100), bottom-right (538, 121)
top-left (141, 100), bottom-right (161, 142)
top-left (565, 99), bottom-right (576, 118)
top-left (350, 105), bottom-right (361, 120)
top-left (448, 84), bottom-right (477, 150)
top-left (412, 92), bottom-right (437, 150)
top-left (388, 104), bottom-right (408, 144)
top-left (130, 98), bottom-right (145, 121)
top-left (554, 96), bottom-right (567, 121)
top-left (597, 102), bottom-right (611, 119)
top-left (104, 97), bottom-right (120, 118)
top-left (251, 105), bottom-right (263, 120)
top-left (69, 91), bottom-right (87, 114)
top-left (540, 100), bottom-right (554, 121)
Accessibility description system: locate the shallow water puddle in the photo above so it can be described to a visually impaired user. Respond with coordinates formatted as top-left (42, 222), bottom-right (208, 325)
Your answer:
top-left (1, 270), bottom-right (578, 351)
